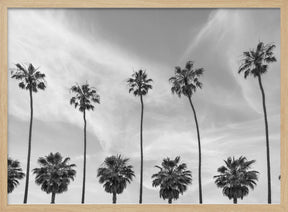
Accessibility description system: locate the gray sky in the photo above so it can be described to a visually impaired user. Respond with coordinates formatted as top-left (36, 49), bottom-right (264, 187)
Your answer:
top-left (8, 8), bottom-right (280, 204)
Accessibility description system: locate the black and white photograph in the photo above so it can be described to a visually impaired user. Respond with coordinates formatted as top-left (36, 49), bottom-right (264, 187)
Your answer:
top-left (7, 8), bottom-right (280, 204)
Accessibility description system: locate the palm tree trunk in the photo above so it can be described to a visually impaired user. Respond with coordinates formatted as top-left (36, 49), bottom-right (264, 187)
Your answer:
top-left (23, 88), bottom-right (33, 204)
top-left (112, 192), bottom-right (117, 204)
top-left (139, 95), bottom-right (144, 204)
top-left (81, 109), bottom-right (87, 204)
top-left (233, 197), bottom-right (237, 204)
top-left (51, 192), bottom-right (56, 204)
top-left (257, 74), bottom-right (271, 204)
top-left (187, 96), bottom-right (203, 204)
top-left (168, 198), bottom-right (172, 204)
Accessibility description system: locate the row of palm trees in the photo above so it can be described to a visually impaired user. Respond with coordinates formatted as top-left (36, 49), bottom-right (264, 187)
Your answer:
top-left (9, 41), bottom-right (276, 204)
top-left (8, 154), bottom-right (258, 204)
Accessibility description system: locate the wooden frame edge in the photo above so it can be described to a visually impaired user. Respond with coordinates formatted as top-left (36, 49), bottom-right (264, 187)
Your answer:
top-left (0, 1), bottom-right (8, 211)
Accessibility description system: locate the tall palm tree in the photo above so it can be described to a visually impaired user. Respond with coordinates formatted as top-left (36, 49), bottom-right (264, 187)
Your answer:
top-left (11, 63), bottom-right (46, 203)
top-left (238, 42), bottom-right (276, 203)
top-left (127, 69), bottom-right (152, 204)
top-left (213, 156), bottom-right (259, 204)
top-left (169, 61), bottom-right (204, 203)
top-left (70, 82), bottom-right (100, 204)
top-left (32, 152), bottom-right (76, 204)
top-left (8, 158), bottom-right (25, 194)
top-left (151, 156), bottom-right (192, 204)
top-left (97, 155), bottom-right (135, 204)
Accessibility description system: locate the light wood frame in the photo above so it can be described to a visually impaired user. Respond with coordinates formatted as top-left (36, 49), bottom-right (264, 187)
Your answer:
top-left (0, 0), bottom-right (287, 211)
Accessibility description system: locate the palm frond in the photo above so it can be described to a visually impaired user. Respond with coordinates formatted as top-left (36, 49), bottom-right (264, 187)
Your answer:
top-left (151, 156), bottom-right (192, 201)
top-left (8, 158), bottom-right (25, 193)
top-left (169, 61), bottom-right (204, 98)
top-left (97, 155), bottom-right (135, 195)
top-left (11, 63), bottom-right (47, 92)
top-left (32, 153), bottom-right (76, 195)
top-left (238, 42), bottom-right (277, 78)
top-left (70, 82), bottom-right (100, 112)
top-left (127, 69), bottom-right (153, 97)
top-left (214, 156), bottom-right (258, 202)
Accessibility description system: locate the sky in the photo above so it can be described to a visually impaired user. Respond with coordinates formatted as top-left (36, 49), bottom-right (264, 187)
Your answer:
top-left (7, 8), bottom-right (280, 204)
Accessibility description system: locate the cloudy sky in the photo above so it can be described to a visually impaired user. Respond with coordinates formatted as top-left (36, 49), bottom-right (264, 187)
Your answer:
top-left (7, 9), bottom-right (280, 204)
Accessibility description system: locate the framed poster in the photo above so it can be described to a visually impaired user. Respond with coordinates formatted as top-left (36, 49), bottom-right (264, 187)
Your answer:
top-left (0, 0), bottom-right (287, 212)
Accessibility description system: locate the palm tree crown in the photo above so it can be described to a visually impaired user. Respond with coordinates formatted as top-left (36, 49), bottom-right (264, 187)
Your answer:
top-left (8, 158), bottom-right (25, 194)
top-left (97, 155), bottom-right (135, 204)
top-left (152, 156), bottom-right (192, 204)
top-left (33, 152), bottom-right (76, 203)
top-left (169, 61), bottom-right (203, 98)
top-left (70, 82), bottom-right (100, 112)
top-left (127, 69), bottom-right (153, 96)
top-left (213, 156), bottom-right (259, 204)
top-left (238, 42), bottom-right (276, 78)
top-left (11, 63), bottom-right (46, 92)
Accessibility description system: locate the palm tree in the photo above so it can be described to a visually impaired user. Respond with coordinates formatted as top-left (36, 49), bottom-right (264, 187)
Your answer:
top-left (8, 158), bottom-right (25, 194)
top-left (213, 156), bottom-right (259, 204)
top-left (151, 156), bottom-right (192, 204)
top-left (11, 63), bottom-right (46, 203)
top-left (97, 155), bottom-right (135, 204)
top-left (127, 69), bottom-right (152, 204)
top-left (70, 82), bottom-right (100, 204)
top-left (169, 61), bottom-right (204, 203)
top-left (32, 152), bottom-right (76, 204)
top-left (238, 42), bottom-right (276, 203)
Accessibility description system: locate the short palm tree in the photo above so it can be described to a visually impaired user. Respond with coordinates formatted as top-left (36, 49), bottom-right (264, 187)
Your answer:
top-left (127, 69), bottom-right (152, 204)
top-left (238, 42), bottom-right (276, 203)
top-left (169, 61), bottom-right (204, 203)
top-left (152, 156), bottom-right (192, 204)
top-left (70, 82), bottom-right (100, 204)
top-left (32, 152), bottom-right (76, 204)
top-left (8, 158), bottom-right (25, 194)
top-left (97, 155), bottom-right (135, 204)
top-left (11, 63), bottom-right (46, 203)
top-left (213, 156), bottom-right (259, 204)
